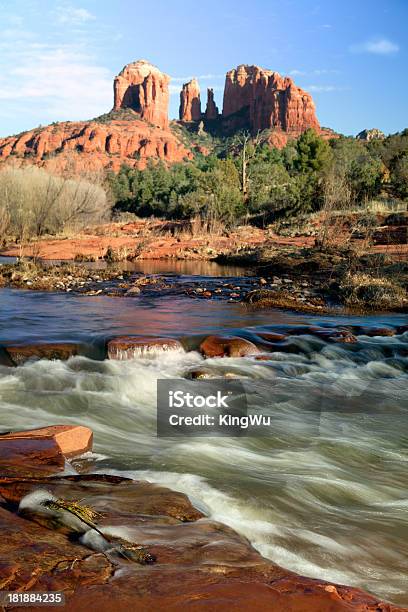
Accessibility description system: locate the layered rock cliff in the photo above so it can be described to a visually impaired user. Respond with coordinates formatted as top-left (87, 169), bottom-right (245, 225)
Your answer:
top-left (0, 117), bottom-right (191, 173)
top-left (113, 60), bottom-right (170, 129)
top-left (222, 64), bottom-right (320, 134)
top-left (179, 79), bottom-right (201, 121)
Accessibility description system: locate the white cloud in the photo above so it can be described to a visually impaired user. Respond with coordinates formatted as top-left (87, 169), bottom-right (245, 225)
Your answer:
top-left (290, 69), bottom-right (339, 77)
top-left (350, 38), bottom-right (399, 55)
top-left (306, 85), bottom-right (349, 92)
top-left (56, 4), bottom-right (95, 25)
top-left (0, 35), bottom-right (112, 122)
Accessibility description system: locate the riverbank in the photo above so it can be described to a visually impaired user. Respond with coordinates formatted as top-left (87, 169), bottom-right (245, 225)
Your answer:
top-left (0, 250), bottom-right (406, 313)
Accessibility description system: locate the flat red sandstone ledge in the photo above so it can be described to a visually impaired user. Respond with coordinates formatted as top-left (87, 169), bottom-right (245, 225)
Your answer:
top-left (0, 425), bottom-right (93, 460)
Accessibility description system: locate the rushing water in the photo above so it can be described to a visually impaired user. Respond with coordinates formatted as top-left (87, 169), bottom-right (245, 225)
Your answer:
top-left (0, 264), bottom-right (407, 605)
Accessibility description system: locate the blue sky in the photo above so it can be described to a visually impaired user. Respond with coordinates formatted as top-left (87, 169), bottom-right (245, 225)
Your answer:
top-left (0, 0), bottom-right (406, 137)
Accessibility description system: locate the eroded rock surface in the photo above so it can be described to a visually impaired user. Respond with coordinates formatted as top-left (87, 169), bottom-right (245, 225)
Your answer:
top-left (204, 87), bottom-right (219, 120)
top-left (0, 474), bottom-right (404, 611)
top-left (4, 342), bottom-right (80, 366)
top-left (0, 118), bottom-right (191, 173)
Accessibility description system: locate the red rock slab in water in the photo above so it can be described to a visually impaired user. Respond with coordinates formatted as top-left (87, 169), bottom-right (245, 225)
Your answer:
top-left (0, 474), bottom-right (203, 523)
top-left (107, 336), bottom-right (185, 360)
top-left (4, 342), bottom-right (80, 366)
top-left (257, 331), bottom-right (287, 342)
top-left (0, 474), bottom-right (404, 611)
top-left (0, 425), bottom-right (93, 477)
top-left (200, 335), bottom-right (260, 358)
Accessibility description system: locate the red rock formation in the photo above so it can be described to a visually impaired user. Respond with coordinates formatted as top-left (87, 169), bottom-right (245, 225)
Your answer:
top-left (223, 64), bottom-right (320, 134)
top-left (0, 117), bottom-right (192, 173)
top-left (0, 60), bottom-right (328, 170)
top-left (179, 78), bottom-right (201, 121)
top-left (204, 88), bottom-right (219, 119)
top-left (113, 60), bottom-right (170, 129)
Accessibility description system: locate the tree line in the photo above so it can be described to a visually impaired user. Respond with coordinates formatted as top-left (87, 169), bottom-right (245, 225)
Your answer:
top-left (108, 128), bottom-right (408, 223)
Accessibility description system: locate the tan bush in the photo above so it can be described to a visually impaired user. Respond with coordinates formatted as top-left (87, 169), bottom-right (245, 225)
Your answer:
top-left (0, 165), bottom-right (111, 242)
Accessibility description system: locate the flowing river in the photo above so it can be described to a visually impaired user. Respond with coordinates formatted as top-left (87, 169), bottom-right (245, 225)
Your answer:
top-left (0, 262), bottom-right (407, 605)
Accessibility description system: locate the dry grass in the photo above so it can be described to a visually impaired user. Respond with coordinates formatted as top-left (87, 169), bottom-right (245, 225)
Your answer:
top-left (340, 272), bottom-right (407, 310)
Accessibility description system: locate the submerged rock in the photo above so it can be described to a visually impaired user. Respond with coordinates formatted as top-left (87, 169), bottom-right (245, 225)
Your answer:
top-left (4, 342), bottom-right (80, 366)
top-left (200, 335), bottom-right (260, 358)
top-left (107, 336), bottom-right (184, 359)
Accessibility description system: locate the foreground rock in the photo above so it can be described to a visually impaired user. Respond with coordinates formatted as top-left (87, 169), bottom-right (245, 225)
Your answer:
top-left (0, 425), bottom-right (92, 477)
top-left (107, 336), bottom-right (184, 359)
top-left (200, 335), bottom-right (260, 358)
top-left (0, 474), bottom-right (403, 612)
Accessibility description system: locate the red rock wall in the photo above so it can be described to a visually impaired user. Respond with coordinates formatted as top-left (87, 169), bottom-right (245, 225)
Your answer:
top-left (223, 64), bottom-right (320, 134)
top-left (113, 60), bottom-right (170, 129)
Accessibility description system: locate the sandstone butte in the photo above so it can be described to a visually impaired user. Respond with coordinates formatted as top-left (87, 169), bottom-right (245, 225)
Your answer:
top-left (0, 60), bottom-right (331, 173)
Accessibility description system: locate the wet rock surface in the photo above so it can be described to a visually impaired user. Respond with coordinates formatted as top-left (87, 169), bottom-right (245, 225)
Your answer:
top-left (107, 336), bottom-right (184, 360)
top-left (0, 472), bottom-right (404, 611)
top-left (0, 426), bottom-right (93, 477)
top-left (0, 260), bottom-right (335, 312)
top-left (200, 335), bottom-right (260, 358)
top-left (0, 322), bottom-right (407, 369)
top-left (4, 343), bottom-right (81, 366)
